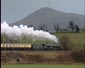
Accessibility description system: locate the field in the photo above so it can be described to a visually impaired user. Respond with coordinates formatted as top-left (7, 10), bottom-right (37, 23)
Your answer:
top-left (56, 32), bottom-right (85, 44)
top-left (1, 32), bottom-right (85, 47)
top-left (55, 32), bottom-right (85, 49)
top-left (1, 64), bottom-right (85, 68)
top-left (1, 32), bottom-right (85, 65)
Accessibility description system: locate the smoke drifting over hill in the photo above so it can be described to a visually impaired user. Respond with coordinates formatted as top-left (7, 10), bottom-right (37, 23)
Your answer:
top-left (1, 21), bottom-right (58, 43)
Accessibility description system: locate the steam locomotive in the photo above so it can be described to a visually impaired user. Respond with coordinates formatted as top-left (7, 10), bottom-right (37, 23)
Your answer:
top-left (1, 43), bottom-right (62, 50)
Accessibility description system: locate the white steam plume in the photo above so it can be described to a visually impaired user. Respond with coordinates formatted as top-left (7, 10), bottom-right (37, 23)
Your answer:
top-left (1, 21), bottom-right (58, 43)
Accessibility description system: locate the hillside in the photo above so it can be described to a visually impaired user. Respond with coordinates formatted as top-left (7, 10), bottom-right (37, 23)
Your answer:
top-left (10, 7), bottom-right (85, 32)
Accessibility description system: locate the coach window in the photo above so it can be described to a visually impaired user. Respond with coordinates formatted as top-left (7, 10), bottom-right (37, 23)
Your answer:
top-left (26, 45), bottom-right (28, 47)
top-left (20, 45), bottom-right (21, 47)
top-left (1, 44), bottom-right (3, 47)
top-left (8, 44), bottom-right (10, 47)
top-left (16, 44), bottom-right (19, 47)
top-left (27, 45), bottom-right (30, 47)
top-left (27, 45), bottom-right (29, 47)
top-left (24, 45), bottom-right (25, 47)
top-left (22, 45), bottom-right (24, 47)
top-left (5, 44), bottom-right (7, 47)
top-left (15, 45), bottom-right (17, 47)
top-left (4, 44), bottom-right (6, 47)
top-left (9, 44), bottom-right (11, 47)
top-left (11, 45), bottom-right (13, 47)
top-left (3, 44), bottom-right (4, 47)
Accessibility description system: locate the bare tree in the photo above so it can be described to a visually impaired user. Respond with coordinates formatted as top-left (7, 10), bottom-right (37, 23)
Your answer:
top-left (75, 25), bottom-right (80, 33)
top-left (29, 24), bottom-right (34, 27)
top-left (68, 21), bottom-right (75, 32)
top-left (29, 24), bottom-right (36, 30)
top-left (54, 23), bottom-right (60, 32)
top-left (38, 24), bottom-right (48, 31)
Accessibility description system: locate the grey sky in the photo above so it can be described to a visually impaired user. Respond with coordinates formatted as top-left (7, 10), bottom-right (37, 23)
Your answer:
top-left (1, 0), bottom-right (85, 23)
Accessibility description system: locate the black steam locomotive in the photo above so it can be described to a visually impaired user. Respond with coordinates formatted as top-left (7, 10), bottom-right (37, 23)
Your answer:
top-left (31, 44), bottom-right (61, 50)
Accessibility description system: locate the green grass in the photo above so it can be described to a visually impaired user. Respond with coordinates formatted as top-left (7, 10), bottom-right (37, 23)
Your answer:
top-left (55, 32), bottom-right (85, 49)
top-left (56, 32), bottom-right (85, 43)
top-left (1, 64), bottom-right (85, 68)
top-left (1, 32), bottom-right (85, 49)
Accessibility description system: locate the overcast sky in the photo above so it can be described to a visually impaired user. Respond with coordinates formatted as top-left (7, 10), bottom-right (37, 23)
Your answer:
top-left (1, 0), bottom-right (85, 23)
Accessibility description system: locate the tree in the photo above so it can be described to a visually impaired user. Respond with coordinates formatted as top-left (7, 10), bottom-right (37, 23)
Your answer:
top-left (1, 34), bottom-right (7, 43)
top-left (62, 28), bottom-right (68, 32)
top-left (75, 25), bottom-right (80, 33)
top-left (38, 24), bottom-right (48, 31)
top-left (59, 35), bottom-right (73, 50)
top-left (68, 21), bottom-right (75, 32)
top-left (54, 23), bottom-right (60, 32)
top-left (29, 24), bottom-right (33, 27)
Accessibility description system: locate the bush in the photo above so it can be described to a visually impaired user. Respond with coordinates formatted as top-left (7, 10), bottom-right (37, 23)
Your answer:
top-left (59, 35), bottom-right (73, 50)
top-left (71, 48), bottom-right (85, 63)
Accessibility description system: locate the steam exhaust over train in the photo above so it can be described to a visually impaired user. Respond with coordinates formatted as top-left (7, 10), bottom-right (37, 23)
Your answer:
top-left (1, 21), bottom-right (62, 50)
top-left (1, 21), bottom-right (58, 43)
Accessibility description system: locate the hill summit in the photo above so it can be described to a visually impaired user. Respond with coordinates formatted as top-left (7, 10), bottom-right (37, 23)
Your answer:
top-left (11, 7), bottom-right (84, 32)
